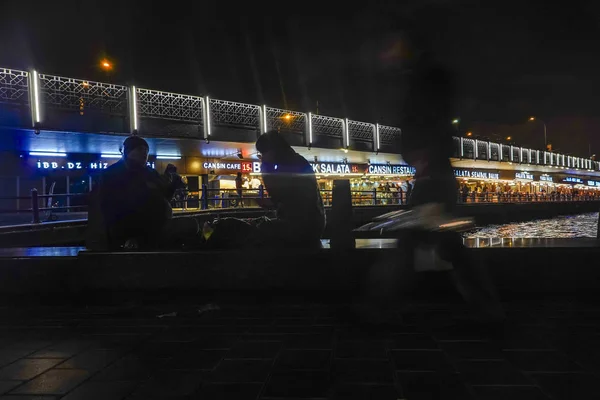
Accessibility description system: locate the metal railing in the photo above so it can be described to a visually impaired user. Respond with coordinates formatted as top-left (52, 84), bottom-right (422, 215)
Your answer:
top-left (0, 190), bottom-right (88, 223)
top-left (2, 65), bottom-right (600, 169)
top-left (4, 186), bottom-right (600, 226)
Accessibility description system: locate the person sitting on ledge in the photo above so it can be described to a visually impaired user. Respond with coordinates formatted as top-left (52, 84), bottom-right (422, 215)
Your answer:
top-left (254, 130), bottom-right (325, 248)
top-left (97, 136), bottom-right (198, 250)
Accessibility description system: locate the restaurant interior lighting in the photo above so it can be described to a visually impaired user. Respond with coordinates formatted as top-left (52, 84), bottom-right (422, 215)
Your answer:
top-left (29, 151), bottom-right (67, 157)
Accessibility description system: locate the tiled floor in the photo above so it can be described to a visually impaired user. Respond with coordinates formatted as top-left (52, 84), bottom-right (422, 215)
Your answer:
top-left (0, 298), bottom-right (598, 399)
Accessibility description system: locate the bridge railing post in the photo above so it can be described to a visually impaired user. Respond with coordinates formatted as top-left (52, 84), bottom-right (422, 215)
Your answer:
top-left (201, 184), bottom-right (208, 210)
top-left (330, 179), bottom-right (354, 250)
top-left (31, 188), bottom-right (40, 224)
top-left (597, 202), bottom-right (600, 239)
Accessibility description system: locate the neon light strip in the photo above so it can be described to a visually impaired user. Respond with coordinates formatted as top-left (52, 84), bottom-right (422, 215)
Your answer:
top-left (375, 123), bottom-right (380, 150)
top-left (205, 96), bottom-right (211, 136)
top-left (345, 118), bottom-right (350, 148)
top-left (262, 105), bottom-right (267, 133)
top-left (157, 155), bottom-right (181, 160)
top-left (33, 70), bottom-right (40, 123)
top-left (30, 151), bottom-right (66, 157)
top-left (131, 86), bottom-right (138, 131)
top-left (101, 153), bottom-right (122, 158)
top-left (308, 112), bottom-right (313, 144)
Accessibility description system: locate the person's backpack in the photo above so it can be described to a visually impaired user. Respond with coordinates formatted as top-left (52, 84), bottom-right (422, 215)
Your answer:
top-left (202, 217), bottom-right (258, 249)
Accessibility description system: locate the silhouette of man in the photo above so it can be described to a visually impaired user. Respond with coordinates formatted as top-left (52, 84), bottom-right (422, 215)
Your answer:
top-left (255, 131), bottom-right (325, 248)
top-left (98, 136), bottom-right (198, 249)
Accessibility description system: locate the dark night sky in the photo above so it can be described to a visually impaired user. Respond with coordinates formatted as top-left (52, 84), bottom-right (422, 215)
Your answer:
top-left (1, 0), bottom-right (599, 156)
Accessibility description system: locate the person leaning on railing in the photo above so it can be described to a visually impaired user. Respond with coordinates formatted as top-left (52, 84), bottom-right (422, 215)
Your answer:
top-left (87, 136), bottom-right (198, 251)
top-left (254, 130), bottom-right (325, 248)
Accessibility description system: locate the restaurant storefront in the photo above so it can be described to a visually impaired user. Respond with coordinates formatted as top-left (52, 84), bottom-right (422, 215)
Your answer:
top-left (302, 162), bottom-right (415, 206)
top-left (4, 148), bottom-right (600, 213)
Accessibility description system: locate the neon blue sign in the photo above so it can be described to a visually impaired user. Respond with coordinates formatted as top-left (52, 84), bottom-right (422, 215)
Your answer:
top-left (35, 160), bottom-right (155, 171)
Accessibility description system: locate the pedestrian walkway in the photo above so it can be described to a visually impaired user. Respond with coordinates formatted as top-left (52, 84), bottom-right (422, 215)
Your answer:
top-left (0, 296), bottom-right (597, 399)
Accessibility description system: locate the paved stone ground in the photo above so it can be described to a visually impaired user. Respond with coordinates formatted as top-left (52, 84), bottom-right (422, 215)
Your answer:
top-left (0, 297), bottom-right (598, 400)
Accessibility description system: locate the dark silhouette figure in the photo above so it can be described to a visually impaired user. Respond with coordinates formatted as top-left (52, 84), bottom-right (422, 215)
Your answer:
top-left (400, 44), bottom-right (505, 325)
top-left (358, 34), bottom-right (505, 327)
top-left (401, 51), bottom-right (457, 210)
top-left (255, 131), bottom-right (326, 248)
top-left (235, 172), bottom-right (244, 207)
top-left (96, 136), bottom-right (198, 250)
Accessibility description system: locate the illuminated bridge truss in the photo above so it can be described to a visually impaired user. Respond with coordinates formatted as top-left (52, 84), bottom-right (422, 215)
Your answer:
top-left (0, 68), bottom-right (29, 105)
top-left (137, 88), bottom-right (203, 123)
top-left (0, 65), bottom-right (597, 171)
top-left (312, 114), bottom-right (343, 138)
top-left (379, 125), bottom-right (401, 146)
top-left (209, 98), bottom-right (260, 129)
top-left (348, 120), bottom-right (374, 143)
top-left (265, 107), bottom-right (306, 134)
top-left (39, 74), bottom-right (128, 115)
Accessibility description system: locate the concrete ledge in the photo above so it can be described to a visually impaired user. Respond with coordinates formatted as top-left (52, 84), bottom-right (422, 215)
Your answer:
top-left (1, 201), bottom-right (598, 247)
top-left (0, 243), bottom-right (599, 297)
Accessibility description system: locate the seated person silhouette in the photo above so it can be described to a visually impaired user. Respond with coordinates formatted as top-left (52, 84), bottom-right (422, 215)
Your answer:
top-left (96, 136), bottom-right (198, 250)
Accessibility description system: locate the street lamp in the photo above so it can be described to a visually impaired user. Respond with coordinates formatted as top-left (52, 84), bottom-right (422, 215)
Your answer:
top-left (100, 59), bottom-right (113, 71)
top-left (452, 118), bottom-right (460, 135)
top-left (529, 116), bottom-right (547, 149)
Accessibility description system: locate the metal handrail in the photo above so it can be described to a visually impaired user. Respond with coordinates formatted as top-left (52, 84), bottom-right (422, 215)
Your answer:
top-left (1, 186), bottom-right (599, 225)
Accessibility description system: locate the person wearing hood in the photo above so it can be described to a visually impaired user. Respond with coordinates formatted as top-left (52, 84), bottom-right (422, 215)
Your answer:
top-left (254, 130), bottom-right (325, 248)
top-left (97, 136), bottom-right (198, 249)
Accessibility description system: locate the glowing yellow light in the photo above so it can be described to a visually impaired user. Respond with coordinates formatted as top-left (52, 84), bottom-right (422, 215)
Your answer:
top-left (529, 117), bottom-right (535, 121)
top-left (466, 132), bottom-right (472, 136)
top-left (506, 136), bottom-right (512, 140)
top-left (285, 114), bottom-right (291, 120)
top-left (82, 81), bottom-right (89, 87)
top-left (100, 59), bottom-right (113, 71)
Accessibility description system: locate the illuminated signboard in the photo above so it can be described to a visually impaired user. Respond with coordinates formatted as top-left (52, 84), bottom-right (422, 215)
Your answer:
top-left (309, 162), bottom-right (356, 174)
top-left (515, 172), bottom-right (534, 180)
top-left (201, 161), bottom-right (254, 173)
top-left (539, 175), bottom-right (553, 182)
top-left (454, 169), bottom-right (499, 180)
top-left (367, 164), bottom-right (415, 176)
top-left (587, 180), bottom-right (600, 187)
top-left (248, 161), bottom-right (415, 176)
top-left (563, 177), bottom-right (584, 184)
top-left (203, 162), bottom-right (242, 171)
top-left (36, 160), bottom-right (155, 170)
